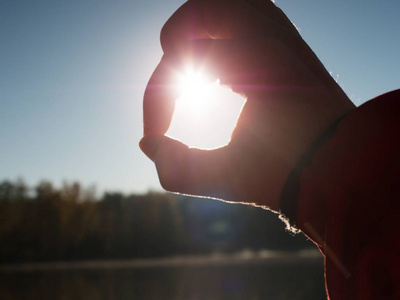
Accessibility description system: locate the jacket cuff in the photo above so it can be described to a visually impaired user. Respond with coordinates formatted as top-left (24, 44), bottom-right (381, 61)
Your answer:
top-left (279, 113), bottom-right (347, 232)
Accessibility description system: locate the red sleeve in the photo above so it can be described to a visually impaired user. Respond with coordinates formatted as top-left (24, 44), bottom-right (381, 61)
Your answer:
top-left (295, 90), bottom-right (400, 299)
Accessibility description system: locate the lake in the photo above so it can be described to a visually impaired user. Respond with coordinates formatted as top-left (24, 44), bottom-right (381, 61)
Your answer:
top-left (0, 251), bottom-right (326, 299)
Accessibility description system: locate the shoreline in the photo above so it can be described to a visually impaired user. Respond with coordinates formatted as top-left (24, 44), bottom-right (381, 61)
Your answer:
top-left (0, 249), bottom-right (322, 272)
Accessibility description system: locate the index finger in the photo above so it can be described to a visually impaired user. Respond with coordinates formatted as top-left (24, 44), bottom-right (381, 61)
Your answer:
top-left (143, 0), bottom-right (294, 137)
top-left (143, 55), bottom-right (178, 136)
top-left (160, 0), bottom-right (294, 51)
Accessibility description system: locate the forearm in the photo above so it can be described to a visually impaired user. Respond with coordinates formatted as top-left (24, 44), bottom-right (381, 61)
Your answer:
top-left (286, 90), bottom-right (400, 299)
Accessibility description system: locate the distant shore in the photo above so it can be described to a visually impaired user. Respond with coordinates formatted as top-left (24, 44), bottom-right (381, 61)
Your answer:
top-left (0, 249), bottom-right (322, 272)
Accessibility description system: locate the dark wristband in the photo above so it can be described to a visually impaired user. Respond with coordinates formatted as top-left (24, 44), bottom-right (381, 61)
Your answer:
top-left (279, 114), bottom-right (347, 230)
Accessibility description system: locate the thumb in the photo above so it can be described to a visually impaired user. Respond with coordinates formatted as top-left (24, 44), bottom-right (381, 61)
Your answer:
top-left (140, 135), bottom-right (233, 199)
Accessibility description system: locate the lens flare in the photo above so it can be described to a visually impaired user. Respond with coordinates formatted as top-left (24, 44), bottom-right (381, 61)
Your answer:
top-left (177, 71), bottom-right (215, 113)
top-left (167, 70), bottom-right (245, 149)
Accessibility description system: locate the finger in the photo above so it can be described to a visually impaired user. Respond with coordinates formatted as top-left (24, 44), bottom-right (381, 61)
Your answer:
top-left (144, 0), bottom-right (305, 137)
top-left (141, 135), bottom-right (234, 200)
top-left (243, 0), bottom-right (296, 31)
top-left (242, 0), bottom-right (342, 89)
top-left (139, 134), bottom-right (165, 161)
top-left (160, 0), bottom-right (294, 52)
top-left (143, 55), bottom-right (179, 136)
top-left (168, 38), bottom-right (319, 100)
top-left (160, 0), bottom-right (336, 90)
top-left (160, 0), bottom-right (208, 50)
top-left (143, 133), bottom-right (288, 209)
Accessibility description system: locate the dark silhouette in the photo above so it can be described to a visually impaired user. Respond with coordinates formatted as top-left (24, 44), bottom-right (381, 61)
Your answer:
top-left (140, 0), bottom-right (400, 298)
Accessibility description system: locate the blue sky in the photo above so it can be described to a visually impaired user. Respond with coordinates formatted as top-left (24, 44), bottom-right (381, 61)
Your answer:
top-left (1, 0), bottom-right (399, 194)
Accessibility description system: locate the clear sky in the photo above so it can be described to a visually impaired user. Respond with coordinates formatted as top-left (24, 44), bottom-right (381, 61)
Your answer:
top-left (1, 0), bottom-right (399, 194)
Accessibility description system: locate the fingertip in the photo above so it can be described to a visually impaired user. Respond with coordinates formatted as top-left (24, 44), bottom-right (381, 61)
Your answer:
top-left (154, 139), bottom-right (231, 198)
top-left (153, 137), bottom-right (192, 192)
top-left (139, 135), bottom-right (165, 161)
top-left (141, 135), bottom-right (233, 201)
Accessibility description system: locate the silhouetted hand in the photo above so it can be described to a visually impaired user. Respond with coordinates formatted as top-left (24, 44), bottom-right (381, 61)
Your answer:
top-left (140, 0), bottom-right (354, 211)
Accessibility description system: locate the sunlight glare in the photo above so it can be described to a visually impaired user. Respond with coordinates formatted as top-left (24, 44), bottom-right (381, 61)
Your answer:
top-left (166, 70), bottom-right (245, 149)
top-left (178, 72), bottom-right (213, 113)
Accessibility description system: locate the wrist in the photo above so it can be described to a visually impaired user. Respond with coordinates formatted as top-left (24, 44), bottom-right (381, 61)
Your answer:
top-left (279, 113), bottom-right (348, 232)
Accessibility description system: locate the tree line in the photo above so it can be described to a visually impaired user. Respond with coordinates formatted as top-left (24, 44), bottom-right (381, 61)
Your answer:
top-left (0, 180), bottom-right (314, 263)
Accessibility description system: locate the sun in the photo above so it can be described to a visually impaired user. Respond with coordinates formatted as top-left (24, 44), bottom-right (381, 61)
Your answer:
top-left (177, 71), bottom-right (214, 113)
top-left (166, 70), bottom-right (245, 149)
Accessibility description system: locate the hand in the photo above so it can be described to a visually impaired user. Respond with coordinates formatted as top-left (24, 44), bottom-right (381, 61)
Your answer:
top-left (140, 0), bottom-right (354, 211)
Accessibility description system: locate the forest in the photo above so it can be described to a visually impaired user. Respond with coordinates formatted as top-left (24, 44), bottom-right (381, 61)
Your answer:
top-left (0, 179), bottom-right (314, 263)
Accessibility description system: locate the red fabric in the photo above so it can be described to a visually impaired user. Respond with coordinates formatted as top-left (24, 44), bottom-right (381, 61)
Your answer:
top-left (296, 90), bottom-right (400, 299)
